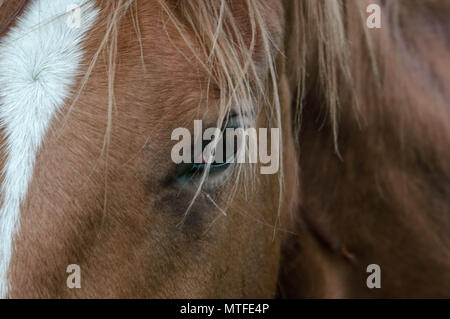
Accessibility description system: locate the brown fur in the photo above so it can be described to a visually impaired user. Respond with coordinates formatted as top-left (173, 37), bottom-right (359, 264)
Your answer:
top-left (0, 1), bottom-right (28, 36)
top-left (279, 0), bottom-right (450, 298)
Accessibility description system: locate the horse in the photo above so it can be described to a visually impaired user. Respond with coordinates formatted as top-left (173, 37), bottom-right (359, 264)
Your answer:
top-left (0, 0), bottom-right (448, 298)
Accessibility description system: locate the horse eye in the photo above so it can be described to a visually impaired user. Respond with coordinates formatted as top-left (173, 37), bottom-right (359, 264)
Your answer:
top-left (177, 115), bottom-right (239, 183)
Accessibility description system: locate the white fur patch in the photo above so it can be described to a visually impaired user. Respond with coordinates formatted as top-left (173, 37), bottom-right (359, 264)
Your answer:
top-left (0, 0), bottom-right (99, 297)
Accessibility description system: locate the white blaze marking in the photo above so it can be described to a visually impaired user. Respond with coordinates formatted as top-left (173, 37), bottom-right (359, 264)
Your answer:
top-left (0, 0), bottom-right (99, 297)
